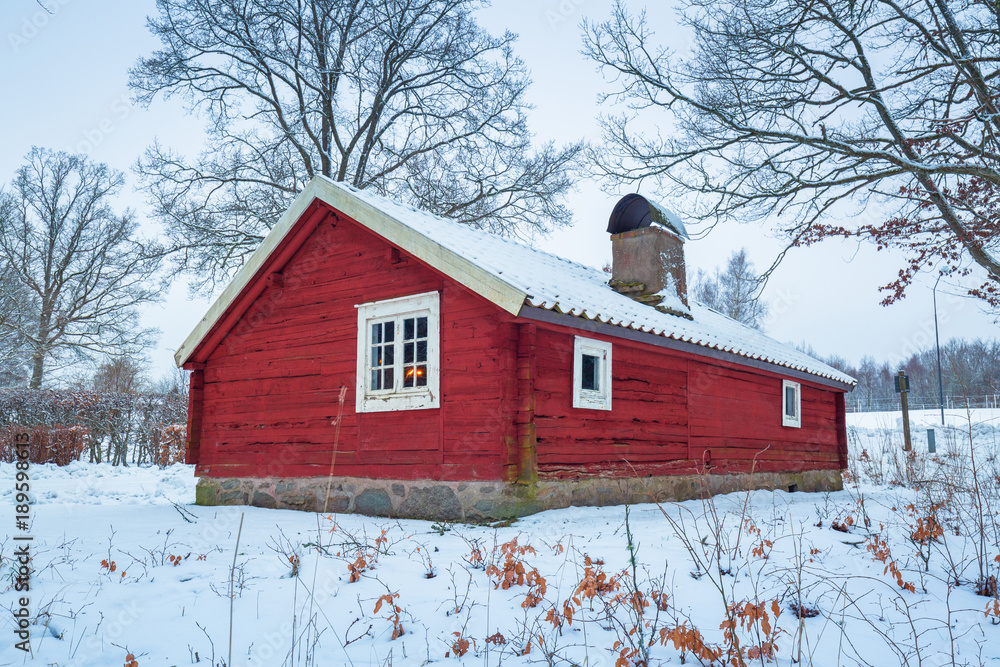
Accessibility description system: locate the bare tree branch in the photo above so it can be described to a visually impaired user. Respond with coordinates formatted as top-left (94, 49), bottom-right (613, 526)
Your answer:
top-left (131, 0), bottom-right (582, 290)
top-left (0, 148), bottom-right (165, 388)
top-left (691, 248), bottom-right (770, 329)
top-left (0, 257), bottom-right (34, 386)
top-left (584, 0), bottom-right (1000, 307)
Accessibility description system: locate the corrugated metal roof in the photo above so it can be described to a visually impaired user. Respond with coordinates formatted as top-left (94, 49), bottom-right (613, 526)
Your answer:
top-left (336, 180), bottom-right (855, 386)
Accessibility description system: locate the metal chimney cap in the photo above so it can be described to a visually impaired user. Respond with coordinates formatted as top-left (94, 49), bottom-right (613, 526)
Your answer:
top-left (607, 193), bottom-right (689, 239)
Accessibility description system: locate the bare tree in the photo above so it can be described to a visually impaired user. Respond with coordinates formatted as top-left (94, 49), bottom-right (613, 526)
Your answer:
top-left (691, 248), bottom-right (770, 329)
top-left (808, 337), bottom-right (1000, 410)
top-left (0, 264), bottom-right (34, 386)
top-left (92, 356), bottom-right (147, 394)
top-left (0, 148), bottom-right (164, 388)
top-left (150, 365), bottom-right (190, 397)
top-left (131, 0), bottom-right (582, 289)
top-left (584, 0), bottom-right (1000, 306)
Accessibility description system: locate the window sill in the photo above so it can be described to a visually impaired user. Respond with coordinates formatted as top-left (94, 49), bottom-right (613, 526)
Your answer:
top-left (358, 390), bottom-right (438, 413)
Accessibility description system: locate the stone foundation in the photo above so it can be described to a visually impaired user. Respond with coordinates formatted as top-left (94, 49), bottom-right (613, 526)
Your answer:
top-left (195, 469), bottom-right (843, 521)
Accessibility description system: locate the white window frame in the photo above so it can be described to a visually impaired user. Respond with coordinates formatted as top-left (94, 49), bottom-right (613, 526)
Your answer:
top-left (782, 379), bottom-right (801, 428)
top-left (356, 291), bottom-right (440, 413)
top-left (572, 336), bottom-right (612, 411)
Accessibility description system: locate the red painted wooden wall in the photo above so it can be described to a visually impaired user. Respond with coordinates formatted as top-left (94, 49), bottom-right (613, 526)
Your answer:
top-left (192, 208), bottom-right (517, 481)
top-left (186, 201), bottom-right (848, 483)
top-left (530, 322), bottom-right (845, 479)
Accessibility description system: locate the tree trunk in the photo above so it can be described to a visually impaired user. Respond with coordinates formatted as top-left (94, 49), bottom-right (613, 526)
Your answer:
top-left (29, 352), bottom-right (44, 389)
top-left (31, 307), bottom-right (52, 389)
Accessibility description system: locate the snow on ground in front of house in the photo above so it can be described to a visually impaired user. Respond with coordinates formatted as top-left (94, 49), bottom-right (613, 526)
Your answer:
top-left (0, 461), bottom-right (196, 507)
top-left (2, 417), bottom-right (1000, 666)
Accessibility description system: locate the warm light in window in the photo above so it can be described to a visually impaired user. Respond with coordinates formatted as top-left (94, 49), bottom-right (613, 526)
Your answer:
top-left (356, 291), bottom-right (439, 412)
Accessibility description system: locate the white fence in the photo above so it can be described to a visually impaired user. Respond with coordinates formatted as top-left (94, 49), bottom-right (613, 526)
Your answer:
top-left (846, 394), bottom-right (1000, 413)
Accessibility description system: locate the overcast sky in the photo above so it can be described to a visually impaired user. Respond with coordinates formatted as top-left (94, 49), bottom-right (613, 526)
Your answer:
top-left (2, 0), bottom-right (996, 382)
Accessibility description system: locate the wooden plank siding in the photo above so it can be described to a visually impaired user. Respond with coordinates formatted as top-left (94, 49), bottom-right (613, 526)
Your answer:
top-left (184, 368), bottom-right (204, 465)
top-left (532, 325), bottom-right (690, 479)
top-left (688, 362), bottom-right (842, 474)
top-left (187, 199), bottom-right (847, 485)
top-left (530, 321), bottom-right (845, 479)
top-left (194, 208), bottom-right (517, 481)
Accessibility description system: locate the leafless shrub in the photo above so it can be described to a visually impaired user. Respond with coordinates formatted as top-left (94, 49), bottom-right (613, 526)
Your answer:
top-left (0, 423), bottom-right (87, 465)
top-left (0, 388), bottom-right (186, 466)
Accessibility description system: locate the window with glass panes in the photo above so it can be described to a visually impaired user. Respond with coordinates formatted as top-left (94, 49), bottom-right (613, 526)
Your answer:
top-left (572, 336), bottom-right (612, 411)
top-left (580, 353), bottom-right (600, 391)
top-left (782, 380), bottom-right (801, 428)
top-left (355, 292), bottom-right (439, 413)
top-left (402, 315), bottom-right (428, 388)
top-left (370, 320), bottom-right (395, 390)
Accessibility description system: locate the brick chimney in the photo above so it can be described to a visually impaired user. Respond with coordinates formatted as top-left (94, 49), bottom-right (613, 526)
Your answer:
top-left (607, 195), bottom-right (691, 319)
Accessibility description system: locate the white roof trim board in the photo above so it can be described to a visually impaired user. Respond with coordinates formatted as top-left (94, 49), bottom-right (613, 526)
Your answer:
top-left (176, 176), bottom-right (855, 387)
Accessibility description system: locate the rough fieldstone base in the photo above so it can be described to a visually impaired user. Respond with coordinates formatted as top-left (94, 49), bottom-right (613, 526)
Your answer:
top-left (194, 469), bottom-right (843, 521)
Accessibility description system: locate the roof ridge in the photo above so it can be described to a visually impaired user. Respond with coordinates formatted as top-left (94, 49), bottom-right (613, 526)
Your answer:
top-left (176, 176), bottom-right (855, 387)
top-left (323, 176), bottom-right (612, 282)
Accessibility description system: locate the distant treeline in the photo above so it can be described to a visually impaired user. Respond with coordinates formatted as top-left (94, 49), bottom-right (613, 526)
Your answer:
top-left (809, 338), bottom-right (1000, 412)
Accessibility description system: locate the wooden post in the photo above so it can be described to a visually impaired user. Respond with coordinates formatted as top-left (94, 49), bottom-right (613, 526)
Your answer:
top-left (898, 370), bottom-right (912, 452)
top-left (516, 323), bottom-right (538, 486)
top-left (835, 392), bottom-right (848, 470)
top-left (185, 366), bottom-right (205, 465)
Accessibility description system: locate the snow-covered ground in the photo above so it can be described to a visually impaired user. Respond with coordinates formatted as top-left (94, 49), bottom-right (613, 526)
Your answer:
top-left (2, 413), bottom-right (999, 666)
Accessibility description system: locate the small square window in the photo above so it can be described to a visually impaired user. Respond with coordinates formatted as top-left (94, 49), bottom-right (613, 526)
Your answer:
top-left (573, 336), bottom-right (612, 411)
top-left (356, 292), bottom-right (439, 413)
top-left (782, 380), bottom-right (801, 428)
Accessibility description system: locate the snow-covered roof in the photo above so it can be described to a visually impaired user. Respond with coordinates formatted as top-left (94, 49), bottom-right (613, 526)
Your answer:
top-left (648, 199), bottom-right (689, 239)
top-left (176, 176), bottom-right (855, 387)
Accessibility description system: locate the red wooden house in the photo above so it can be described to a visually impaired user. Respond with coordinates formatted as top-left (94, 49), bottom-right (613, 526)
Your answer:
top-left (176, 177), bottom-right (855, 519)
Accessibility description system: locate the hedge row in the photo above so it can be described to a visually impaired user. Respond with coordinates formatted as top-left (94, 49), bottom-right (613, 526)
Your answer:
top-left (0, 389), bottom-right (188, 467)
